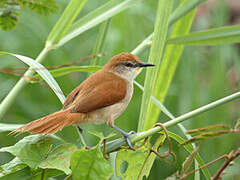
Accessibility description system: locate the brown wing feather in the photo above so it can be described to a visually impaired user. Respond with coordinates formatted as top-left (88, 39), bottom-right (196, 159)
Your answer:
top-left (62, 86), bottom-right (82, 110)
top-left (70, 71), bottom-right (127, 113)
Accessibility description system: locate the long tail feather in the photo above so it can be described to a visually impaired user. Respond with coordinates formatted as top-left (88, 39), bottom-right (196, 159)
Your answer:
top-left (10, 109), bottom-right (82, 135)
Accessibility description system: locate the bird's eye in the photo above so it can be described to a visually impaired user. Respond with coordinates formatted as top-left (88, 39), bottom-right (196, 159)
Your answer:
top-left (125, 62), bottom-right (134, 67)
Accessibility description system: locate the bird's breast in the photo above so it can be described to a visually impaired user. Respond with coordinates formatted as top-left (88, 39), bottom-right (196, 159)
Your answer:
top-left (86, 79), bottom-right (133, 125)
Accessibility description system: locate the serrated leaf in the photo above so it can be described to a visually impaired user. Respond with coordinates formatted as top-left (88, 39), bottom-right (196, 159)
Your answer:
top-left (0, 158), bottom-right (26, 177)
top-left (0, 11), bottom-right (19, 31)
top-left (26, 0), bottom-right (59, 15)
top-left (0, 135), bottom-right (52, 169)
top-left (116, 145), bottom-right (150, 180)
top-left (71, 145), bottom-right (113, 180)
top-left (39, 143), bottom-right (77, 175)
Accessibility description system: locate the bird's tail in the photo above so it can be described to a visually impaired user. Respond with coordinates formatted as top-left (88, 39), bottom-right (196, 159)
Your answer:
top-left (10, 109), bottom-right (82, 135)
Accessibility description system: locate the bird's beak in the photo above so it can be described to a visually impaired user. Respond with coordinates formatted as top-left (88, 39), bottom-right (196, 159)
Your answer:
top-left (138, 62), bottom-right (155, 67)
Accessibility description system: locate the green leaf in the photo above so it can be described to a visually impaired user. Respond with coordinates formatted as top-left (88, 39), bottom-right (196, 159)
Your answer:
top-left (71, 146), bottom-right (113, 180)
top-left (47, 0), bottom-right (88, 47)
top-left (0, 11), bottom-right (19, 31)
top-left (116, 145), bottom-right (150, 180)
top-left (0, 135), bottom-right (52, 169)
top-left (0, 167), bottom-right (31, 180)
top-left (169, 0), bottom-right (206, 25)
top-left (168, 25), bottom-right (240, 45)
top-left (39, 144), bottom-right (77, 175)
top-left (137, 136), bottom-right (165, 180)
top-left (138, 0), bottom-right (173, 131)
top-left (0, 52), bottom-right (65, 104)
top-left (26, 0), bottom-right (59, 15)
top-left (32, 66), bottom-right (102, 80)
top-left (143, 1), bottom-right (196, 130)
top-left (58, 0), bottom-right (142, 47)
top-left (91, 19), bottom-right (111, 67)
top-left (0, 123), bottom-right (23, 133)
top-left (167, 131), bottom-right (211, 180)
top-left (0, 158), bottom-right (26, 177)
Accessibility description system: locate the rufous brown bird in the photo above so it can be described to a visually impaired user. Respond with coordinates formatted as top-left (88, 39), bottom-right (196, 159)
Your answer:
top-left (12, 53), bottom-right (155, 148)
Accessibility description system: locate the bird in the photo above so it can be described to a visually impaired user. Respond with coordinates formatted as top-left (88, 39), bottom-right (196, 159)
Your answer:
top-left (11, 52), bottom-right (155, 148)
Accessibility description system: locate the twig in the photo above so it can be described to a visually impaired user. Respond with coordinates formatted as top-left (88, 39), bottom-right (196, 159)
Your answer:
top-left (212, 148), bottom-right (240, 180)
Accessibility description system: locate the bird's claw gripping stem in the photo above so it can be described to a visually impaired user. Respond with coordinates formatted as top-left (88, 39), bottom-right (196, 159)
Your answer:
top-left (112, 126), bottom-right (136, 150)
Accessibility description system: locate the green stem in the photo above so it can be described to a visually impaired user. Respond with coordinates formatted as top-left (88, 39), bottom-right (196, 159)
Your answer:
top-left (105, 91), bottom-right (240, 153)
top-left (0, 46), bottom-right (50, 119)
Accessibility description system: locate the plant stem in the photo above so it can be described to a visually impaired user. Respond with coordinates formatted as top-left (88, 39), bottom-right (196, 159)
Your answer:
top-left (105, 91), bottom-right (240, 153)
top-left (0, 46), bottom-right (50, 119)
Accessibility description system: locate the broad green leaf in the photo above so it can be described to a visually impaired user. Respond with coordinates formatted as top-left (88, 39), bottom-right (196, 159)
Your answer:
top-left (33, 66), bottom-right (102, 80)
top-left (0, 158), bottom-right (26, 177)
top-left (0, 52), bottom-right (65, 104)
top-left (116, 145), bottom-right (150, 180)
top-left (168, 25), bottom-right (240, 45)
top-left (71, 146), bottom-right (113, 180)
top-left (138, 0), bottom-right (173, 131)
top-left (47, 0), bottom-right (88, 47)
top-left (39, 144), bottom-right (77, 175)
top-left (0, 123), bottom-right (23, 133)
top-left (0, 167), bottom-right (31, 180)
top-left (0, 135), bottom-right (52, 169)
top-left (167, 131), bottom-right (211, 179)
top-left (59, 0), bottom-right (142, 47)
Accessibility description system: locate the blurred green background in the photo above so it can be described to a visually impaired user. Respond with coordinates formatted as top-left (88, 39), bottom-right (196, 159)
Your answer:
top-left (0, 0), bottom-right (239, 179)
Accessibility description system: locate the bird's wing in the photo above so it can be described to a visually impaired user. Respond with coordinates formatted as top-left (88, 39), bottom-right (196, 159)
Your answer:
top-left (68, 71), bottom-right (127, 113)
top-left (62, 85), bottom-right (82, 110)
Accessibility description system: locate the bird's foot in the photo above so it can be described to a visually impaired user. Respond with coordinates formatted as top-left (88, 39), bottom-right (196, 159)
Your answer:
top-left (122, 131), bottom-right (136, 150)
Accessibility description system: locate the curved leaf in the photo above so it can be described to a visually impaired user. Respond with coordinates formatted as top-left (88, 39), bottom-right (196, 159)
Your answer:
top-left (0, 52), bottom-right (65, 103)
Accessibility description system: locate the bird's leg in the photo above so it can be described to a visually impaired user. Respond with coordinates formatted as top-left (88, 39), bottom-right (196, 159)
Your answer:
top-left (112, 125), bottom-right (135, 150)
top-left (76, 125), bottom-right (87, 147)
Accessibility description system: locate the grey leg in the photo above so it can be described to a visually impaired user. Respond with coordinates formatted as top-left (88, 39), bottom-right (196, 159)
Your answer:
top-left (112, 125), bottom-right (135, 149)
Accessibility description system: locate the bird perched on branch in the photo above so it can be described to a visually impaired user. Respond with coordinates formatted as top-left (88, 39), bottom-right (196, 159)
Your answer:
top-left (12, 53), bottom-right (155, 148)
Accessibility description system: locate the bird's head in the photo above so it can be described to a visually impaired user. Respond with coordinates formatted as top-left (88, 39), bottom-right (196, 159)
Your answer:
top-left (103, 53), bottom-right (155, 81)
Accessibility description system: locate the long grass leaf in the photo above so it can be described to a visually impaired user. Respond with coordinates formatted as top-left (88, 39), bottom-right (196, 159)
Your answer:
top-left (58, 0), bottom-right (142, 47)
top-left (47, 0), bottom-right (88, 47)
top-left (138, 0), bottom-right (173, 132)
top-left (168, 25), bottom-right (240, 45)
top-left (0, 52), bottom-right (65, 103)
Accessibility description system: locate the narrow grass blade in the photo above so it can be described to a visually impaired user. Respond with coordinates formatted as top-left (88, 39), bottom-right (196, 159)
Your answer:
top-left (0, 52), bottom-right (65, 104)
top-left (58, 0), bottom-right (142, 47)
top-left (168, 25), bottom-right (240, 45)
top-left (33, 66), bottom-right (102, 79)
top-left (0, 123), bottom-right (23, 133)
top-left (143, 6), bottom-right (196, 130)
top-left (47, 0), bottom-right (88, 47)
top-left (169, 0), bottom-right (206, 25)
top-left (91, 19), bottom-right (111, 67)
top-left (138, 0), bottom-right (173, 132)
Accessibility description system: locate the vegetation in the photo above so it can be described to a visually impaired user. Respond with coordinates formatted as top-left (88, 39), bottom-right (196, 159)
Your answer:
top-left (0, 0), bottom-right (239, 179)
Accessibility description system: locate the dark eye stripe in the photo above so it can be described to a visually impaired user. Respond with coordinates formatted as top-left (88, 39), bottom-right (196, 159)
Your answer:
top-left (124, 62), bottom-right (139, 68)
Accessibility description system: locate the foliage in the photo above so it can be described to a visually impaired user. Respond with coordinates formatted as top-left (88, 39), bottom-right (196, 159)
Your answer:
top-left (0, 0), bottom-right (59, 31)
top-left (0, 0), bottom-right (240, 179)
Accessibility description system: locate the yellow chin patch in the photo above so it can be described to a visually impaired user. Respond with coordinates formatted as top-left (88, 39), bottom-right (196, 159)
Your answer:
top-left (135, 67), bottom-right (143, 75)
